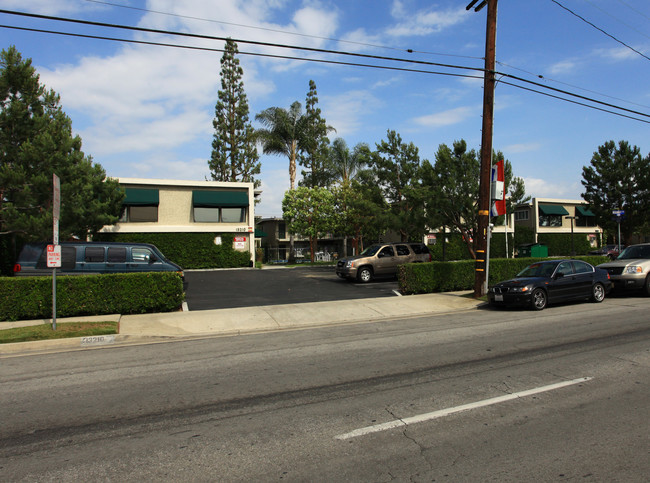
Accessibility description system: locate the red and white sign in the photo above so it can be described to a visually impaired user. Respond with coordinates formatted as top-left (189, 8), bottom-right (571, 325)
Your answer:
top-left (490, 160), bottom-right (506, 217)
top-left (233, 236), bottom-right (247, 249)
top-left (47, 244), bottom-right (62, 268)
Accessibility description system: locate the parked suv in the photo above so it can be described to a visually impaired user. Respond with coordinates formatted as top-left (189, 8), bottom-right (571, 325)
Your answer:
top-left (13, 241), bottom-right (184, 279)
top-left (597, 243), bottom-right (650, 295)
top-left (336, 242), bottom-right (431, 283)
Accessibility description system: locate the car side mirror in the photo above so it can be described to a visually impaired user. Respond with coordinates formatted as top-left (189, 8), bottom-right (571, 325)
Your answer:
top-left (149, 254), bottom-right (158, 263)
top-left (554, 272), bottom-right (564, 279)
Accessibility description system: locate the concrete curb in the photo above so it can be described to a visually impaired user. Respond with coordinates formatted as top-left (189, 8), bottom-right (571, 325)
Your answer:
top-left (1, 292), bottom-right (484, 356)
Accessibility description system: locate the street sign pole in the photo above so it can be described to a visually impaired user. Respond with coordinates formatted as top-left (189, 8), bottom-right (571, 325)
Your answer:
top-left (52, 174), bottom-right (61, 331)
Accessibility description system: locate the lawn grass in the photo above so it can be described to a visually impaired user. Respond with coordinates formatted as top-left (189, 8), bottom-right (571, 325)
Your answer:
top-left (0, 322), bottom-right (118, 344)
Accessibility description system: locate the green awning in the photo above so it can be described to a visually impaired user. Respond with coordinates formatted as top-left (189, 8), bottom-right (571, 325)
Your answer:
top-left (576, 205), bottom-right (595, 217)
top-left (192, 190), bottom-right (249, 207)
top-left (255, 228), bottom-right (268, 237)
top-left (124, 188), bottom-right (159, 206)
top-left (538, 204), bottom-right (569, 216)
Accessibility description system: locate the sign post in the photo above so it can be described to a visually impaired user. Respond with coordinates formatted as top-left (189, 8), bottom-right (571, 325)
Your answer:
top-left (51, 174), bottom-right (61, 330)
top-left (612, 209), bottom-right (625, 253)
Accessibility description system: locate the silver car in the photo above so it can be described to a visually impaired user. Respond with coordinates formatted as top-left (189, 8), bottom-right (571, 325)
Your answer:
top-left (336, 242), bottom-right (431, 283)
top-left (597, 243), bottom-right (650, 295)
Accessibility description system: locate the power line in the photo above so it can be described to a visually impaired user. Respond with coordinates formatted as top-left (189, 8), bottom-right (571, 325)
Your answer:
top-left (2, 9), bottom-right (649, 123)
top-left (0, 24), bottom-right (484, 81)
top-left (496, 60), bottom-right (650, 111)
top-left (584, 0), bottom-right (650, 41)
top-left (83, 0), bottom-right (484, 61)
top-left (0, 9), bottom-right (485, 75)
top-left (549, 0), bottom-right (650, 62)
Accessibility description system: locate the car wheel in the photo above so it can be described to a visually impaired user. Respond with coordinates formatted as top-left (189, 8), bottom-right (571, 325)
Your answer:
top-left (591, 282), bottom-right (605, 303)
top-left (645, 275), bottom-right (650, 297)
top-left (357, 267), bottom-right (373, 283)
top-left (531, 288), bottom-right (547, 310)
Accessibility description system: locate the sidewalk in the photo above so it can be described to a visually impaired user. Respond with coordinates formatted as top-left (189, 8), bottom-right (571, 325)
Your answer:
top-left (0, 292), bottom-right (484, 355)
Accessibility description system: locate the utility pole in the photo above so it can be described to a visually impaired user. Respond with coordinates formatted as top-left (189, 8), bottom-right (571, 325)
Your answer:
top-left (467, 0), bottom-right (498, 298)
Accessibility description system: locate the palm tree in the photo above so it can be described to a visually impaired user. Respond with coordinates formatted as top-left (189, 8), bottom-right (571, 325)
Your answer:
top-left (255, 101), bottom-right (309, 263)
top-left (328, 138), bottom-right (370, 185)
top-left (328, 138), bottom-right (371, 257)
top-left (255, 101), bottom-right (307, 191)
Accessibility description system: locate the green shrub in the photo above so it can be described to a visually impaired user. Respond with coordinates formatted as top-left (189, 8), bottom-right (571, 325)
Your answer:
top-left (398, 255), bottom-right (609, 295)
top-left (0, 272), bottom-right (184, 321)
top-left (94, 232), bottom-right (251, 269)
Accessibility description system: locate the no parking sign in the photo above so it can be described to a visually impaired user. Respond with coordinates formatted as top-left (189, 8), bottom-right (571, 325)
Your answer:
top-left (46, 244), bottom-right (62, 268)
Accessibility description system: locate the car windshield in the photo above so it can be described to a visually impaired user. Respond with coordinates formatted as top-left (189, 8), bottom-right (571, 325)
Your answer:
top-left (360, 245), bottom-right (381, 257)
top-left (616, 245), bottom-right (650, 260)
top-left (516, 262), bottom-right (558, 278)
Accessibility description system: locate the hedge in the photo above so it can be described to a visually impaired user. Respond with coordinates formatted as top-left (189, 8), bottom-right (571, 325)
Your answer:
top-left (398, 255), bottom-right (609, 295)
top-left (94, 232), bottom-right (251, 269)
top-left (0, 272), bottom-right (184, 322)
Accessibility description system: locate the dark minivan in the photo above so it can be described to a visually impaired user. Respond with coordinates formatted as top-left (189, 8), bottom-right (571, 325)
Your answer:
top-left (13, 242), bottom-right (184, 279)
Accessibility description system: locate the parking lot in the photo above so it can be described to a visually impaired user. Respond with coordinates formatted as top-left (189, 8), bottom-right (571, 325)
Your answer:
top-left (184, 266), bottom-right (400, 311)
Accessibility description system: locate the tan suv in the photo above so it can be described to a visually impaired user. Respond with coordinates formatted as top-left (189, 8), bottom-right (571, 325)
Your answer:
top-left (597, 243), bottom-right (650, 295)
top-left (336, 242), bottom-right (431, 283)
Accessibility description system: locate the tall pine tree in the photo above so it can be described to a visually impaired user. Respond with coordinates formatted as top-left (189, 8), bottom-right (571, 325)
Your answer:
top-left (299, 80), bottom-right (334, 188)
top-left (209, 39), bottom-right (260, 189)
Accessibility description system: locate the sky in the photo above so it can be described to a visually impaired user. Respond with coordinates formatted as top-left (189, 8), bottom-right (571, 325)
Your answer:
top-left (1, 0), bottom-right (649, 218)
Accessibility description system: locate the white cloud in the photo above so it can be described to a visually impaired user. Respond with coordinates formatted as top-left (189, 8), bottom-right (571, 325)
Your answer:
top-left (2, 0), bottom-right (93, 15)
top-left (595, 46), bottom-right (643, 62)
top-left (523, 178), bottom-right (583, 199)
top-left (413, 106), bottom-right (475, 128)
top-left (321, 90), bottom-right (383, 137)
top-left (387, 2), bottom-right (466, 37)
top-left (548, 59), bottom-right (578, 76)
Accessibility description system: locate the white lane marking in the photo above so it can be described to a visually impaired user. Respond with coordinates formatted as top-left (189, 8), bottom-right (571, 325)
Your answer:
top-left (335, 377), bottom-right (593, 440)
top-left (392, 290), bottom-right (403, 296)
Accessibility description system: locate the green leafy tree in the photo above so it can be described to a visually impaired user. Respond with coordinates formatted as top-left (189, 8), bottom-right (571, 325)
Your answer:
top-left (299, 80), bottom-right (335, 188)
top-left (333, 179), bottom-right (386, 256)
top-left (582, 140), bottom-right (649, 243)
top-left (368, 130), bottom-right (427, 242)
top-left (422, 140), bottom-right (480, 258)
top-left (282, 186), bottom-right (336, 262)
top-left (422, 141), bottom-right (529, 259)
top-left (209, 39), bottom-right (260, 189)
top-left (0, 46), bottom-right (123, 241)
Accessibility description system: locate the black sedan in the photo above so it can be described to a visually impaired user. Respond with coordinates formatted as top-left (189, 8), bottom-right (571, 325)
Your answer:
top-left (488, 259), bottom-right (612, 310)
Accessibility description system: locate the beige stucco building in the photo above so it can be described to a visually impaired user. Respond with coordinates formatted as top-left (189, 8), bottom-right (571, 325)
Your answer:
top-left (514, 198), bottom-right (602, 246)
top-left (101, 178), bottom-right (258, 262)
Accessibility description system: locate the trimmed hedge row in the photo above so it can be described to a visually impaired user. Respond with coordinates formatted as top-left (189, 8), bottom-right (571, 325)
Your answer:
top-left (0, 272), bottom-right (184, 322)
top-left (398, 255), bottom-right (609, 295)
top-left (94, 232), bottom-right (251, 269)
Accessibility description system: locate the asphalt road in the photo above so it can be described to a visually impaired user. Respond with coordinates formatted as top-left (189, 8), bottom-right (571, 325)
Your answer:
top-left (2, 296), bottom-right (649, 481)
top-left (184, 266), bottom-right (400, 310)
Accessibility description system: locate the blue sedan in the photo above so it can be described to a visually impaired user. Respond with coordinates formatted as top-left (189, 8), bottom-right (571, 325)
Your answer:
top-left (488, 260), bottom-right (612, 310)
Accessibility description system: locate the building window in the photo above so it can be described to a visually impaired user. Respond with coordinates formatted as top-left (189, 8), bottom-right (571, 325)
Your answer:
top-left (538, 204), bottom-right (569, 227)
top-left (575, 206), bottom-right (596, 227)
top-left (514, 210), bottom-right (529, 221)
top-left (221, 207), bottom-right (245, 223)
top-left (192, 190), bottom-right (248, 224)
top-left (278, 222), bottom-right (286, 239)
top-left (120, 188), bottom-right (159, 222)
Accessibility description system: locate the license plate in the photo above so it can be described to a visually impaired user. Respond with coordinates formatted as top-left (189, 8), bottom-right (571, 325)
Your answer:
top-left (494, 294), bottom-right (503, 302)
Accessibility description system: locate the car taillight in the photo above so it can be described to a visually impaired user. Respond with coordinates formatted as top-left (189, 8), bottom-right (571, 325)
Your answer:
top-left (13, 263), bottom-right (21, 273)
